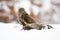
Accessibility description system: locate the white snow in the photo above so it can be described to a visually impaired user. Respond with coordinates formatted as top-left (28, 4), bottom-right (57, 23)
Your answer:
top-left (0, 22), bottom-right (60, 40)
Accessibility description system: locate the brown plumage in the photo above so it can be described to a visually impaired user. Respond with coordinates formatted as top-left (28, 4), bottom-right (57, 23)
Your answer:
top-left (18, 8), bottom-right (35, 25)
top-left (17, 8), bottom-right (53, 30)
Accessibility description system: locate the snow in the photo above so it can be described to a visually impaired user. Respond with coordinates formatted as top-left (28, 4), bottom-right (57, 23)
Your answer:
top-left (0, 22), bottom-right (60, 40)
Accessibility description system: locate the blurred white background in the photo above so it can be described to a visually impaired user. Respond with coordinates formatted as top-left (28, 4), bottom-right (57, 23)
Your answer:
top-left (0, 0), bottom-right (60, 24)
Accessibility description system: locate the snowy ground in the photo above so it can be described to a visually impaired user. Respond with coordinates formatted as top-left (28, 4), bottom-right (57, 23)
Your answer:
top-left (0, 22), bottom-right (60, 40)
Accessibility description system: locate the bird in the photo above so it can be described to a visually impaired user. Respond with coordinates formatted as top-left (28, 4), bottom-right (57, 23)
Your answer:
top-left (17, 8), bottom-right (53, 30)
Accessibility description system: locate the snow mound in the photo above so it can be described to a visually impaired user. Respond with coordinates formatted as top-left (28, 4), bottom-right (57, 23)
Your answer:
top-left (0, 22), bottom-right (60, 40)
